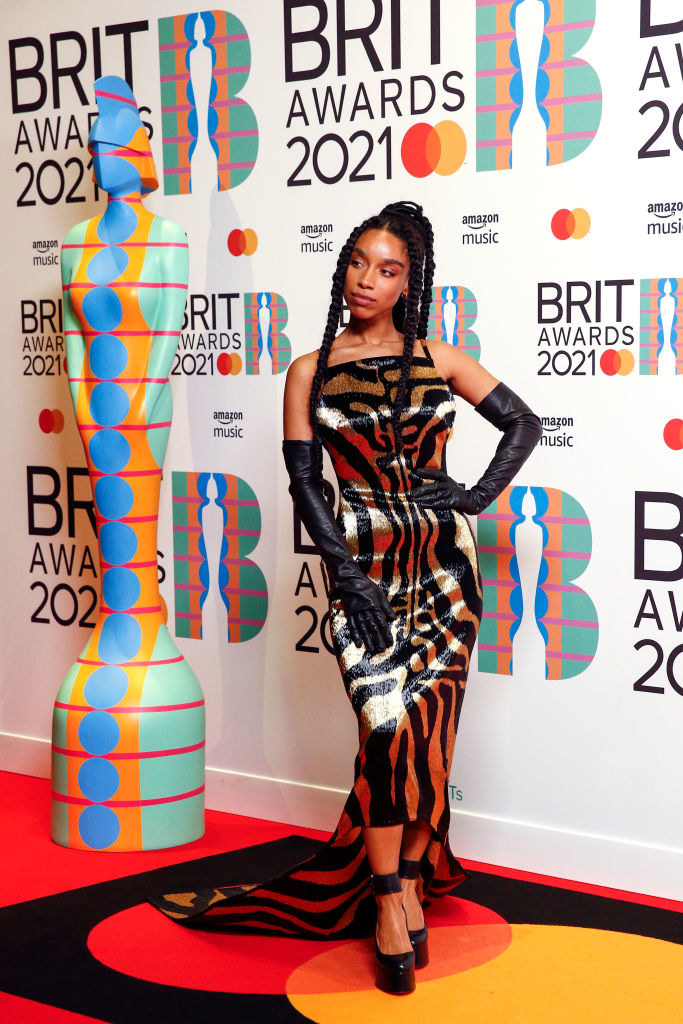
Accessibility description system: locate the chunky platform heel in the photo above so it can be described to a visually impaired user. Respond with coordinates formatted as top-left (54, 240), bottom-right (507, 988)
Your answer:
top-left (371, 871), bottom-right (416, 995)
top-left (399, 857), bottom-right (429, 969)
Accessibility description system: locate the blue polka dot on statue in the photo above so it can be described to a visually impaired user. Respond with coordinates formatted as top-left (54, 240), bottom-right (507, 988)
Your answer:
top-left (102, 567), bottom-right (140, 611)
top-left (99, 521), bottom-right (137, 565)
top-left (98, 612), bottom-right (142, 663)
top-left (90, 381), bottom-right (130, 427)
top-left (97, 203), bottom-right (137, 245)
top-left (79, 710), bottom-right (120, 755)
top-left (90, 335), bottom-right (128, 380)
top-left (78, 804), bottom-right (121, 849)
top-left (84, 665), bottom-right (128, 708)
top-left (94, 475), bottom-right (134, 520)
top-left (89, 429), bottom-right (130, 474)
top-left (78, 757), bottom-right (120, 802)
top-left (82, 286), bottom-right (123, 334)
top-left (86, 245), bottom-right (128, 285)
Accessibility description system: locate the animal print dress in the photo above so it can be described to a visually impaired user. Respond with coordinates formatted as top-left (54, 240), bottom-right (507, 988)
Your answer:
top-left (149, 347), bottom-right (483, 936)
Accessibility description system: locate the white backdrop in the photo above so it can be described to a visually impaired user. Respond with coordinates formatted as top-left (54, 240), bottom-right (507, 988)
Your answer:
top-left (1, 0), bottom-right (683, 900)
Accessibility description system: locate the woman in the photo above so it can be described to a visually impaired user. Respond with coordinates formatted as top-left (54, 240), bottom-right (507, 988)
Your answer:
top-left (150, 201), bottom-right (541, 996)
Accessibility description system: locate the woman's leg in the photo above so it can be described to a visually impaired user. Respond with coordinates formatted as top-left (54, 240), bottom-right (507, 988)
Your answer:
top-left (399, 820), bottom-right (432, 931)
top-left (363, 825), bottom-right (412, 955)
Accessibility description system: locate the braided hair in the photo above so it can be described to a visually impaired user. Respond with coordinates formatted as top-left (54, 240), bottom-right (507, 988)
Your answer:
top-left (309, 200), bottom-right (435, 474)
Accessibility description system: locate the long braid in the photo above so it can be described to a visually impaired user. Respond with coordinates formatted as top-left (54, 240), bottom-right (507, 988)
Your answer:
top-left (417, 215), bottom-right (435, 339)
top-left (309, 218), bottom-right (374, 475)
top-left (390, 230), bottom-right (423, 456)
top-left (310, 200), bottom-right (436, 465)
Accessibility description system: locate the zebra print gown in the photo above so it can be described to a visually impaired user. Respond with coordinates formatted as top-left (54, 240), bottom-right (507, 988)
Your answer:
top-left (149, 348), bottom-right (483, 936)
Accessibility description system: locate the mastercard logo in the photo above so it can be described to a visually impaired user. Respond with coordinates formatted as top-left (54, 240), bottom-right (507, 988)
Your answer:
top-left (401, 120), bottom-right (466, 178)
top-left (600, 350), bottom-right (634, 376)
top-left (551, 208), bottom-right (590, 240)
top-left (216, 352), bottom-right (243, 375)
top-left (227, 228), bottom-right (258, 256)
top-left (663, 419), bottom-right (683, 450)
top-left (39, 408), bottom-right (64, 433)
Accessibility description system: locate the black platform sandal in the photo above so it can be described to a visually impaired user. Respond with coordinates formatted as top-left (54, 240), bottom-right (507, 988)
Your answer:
top-left (371, 872), bottom-right (416, 995)
top-left (399, 857), bottom-right (429, 968)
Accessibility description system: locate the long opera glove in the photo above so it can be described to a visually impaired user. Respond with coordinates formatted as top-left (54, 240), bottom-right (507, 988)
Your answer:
top-left (282, 439), bottom-right (396, 654)
top-left (410, 382), bottom-right (542, 514)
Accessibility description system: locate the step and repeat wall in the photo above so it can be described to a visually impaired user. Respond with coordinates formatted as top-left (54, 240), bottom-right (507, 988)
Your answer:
top-left (1, 0), bottom-right (682, 897)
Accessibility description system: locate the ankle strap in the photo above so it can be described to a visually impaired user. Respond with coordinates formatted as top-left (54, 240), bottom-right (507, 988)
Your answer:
top-left (398, 858), bottom-right (421, 880)
top-left (370, 871), bottom-right (402, 895)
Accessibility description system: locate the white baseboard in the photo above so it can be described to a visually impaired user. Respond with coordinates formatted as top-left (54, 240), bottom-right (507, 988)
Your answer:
top-left (0, 731), bottom-right (51, 779)
top-left (449, 807), bottom-right (683, 903)
top-left (2, 731), bottom-right (681, 902)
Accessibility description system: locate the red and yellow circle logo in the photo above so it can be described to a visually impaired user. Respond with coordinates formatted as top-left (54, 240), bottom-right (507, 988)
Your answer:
top-left (39, 408), bottom-right (65, 433)
top-left (401, 121), bottom-right (466, 178)
top-left (551, 208), bottom-right (591, 240)
top-left (600, 350), bottom-right (634, 376)
top-left (227, 228), bottom-right (258, 256)
top-left (216, 352), bottom-right (243, 375)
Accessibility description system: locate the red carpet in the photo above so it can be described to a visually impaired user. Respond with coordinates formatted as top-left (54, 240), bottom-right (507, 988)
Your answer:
top-left (1, 770), bottom-right (681, 1024)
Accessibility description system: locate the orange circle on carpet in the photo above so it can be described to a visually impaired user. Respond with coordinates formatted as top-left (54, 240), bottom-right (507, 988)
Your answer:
top-left (87, 896), bottom-right (504, 995)
top-left (287, 925), bottom-right (683, 1023)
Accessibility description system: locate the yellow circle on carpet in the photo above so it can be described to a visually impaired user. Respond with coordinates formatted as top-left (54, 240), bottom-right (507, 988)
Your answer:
top-left (287, 924), bottom-right (683, 1023)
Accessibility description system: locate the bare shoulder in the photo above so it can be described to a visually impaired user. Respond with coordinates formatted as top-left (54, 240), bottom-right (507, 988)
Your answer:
top-left (423, 338), bottom-right (472, 376)
top-left (423, 339), bottom-right (499, 405)
top-left (286, 350), bottom-right (319, 383)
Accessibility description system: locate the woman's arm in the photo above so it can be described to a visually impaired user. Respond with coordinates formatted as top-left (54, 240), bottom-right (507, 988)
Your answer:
top-left (283, 352), bottom-right (318, 440)
top-left (413, 340), bottom-right (542, 513)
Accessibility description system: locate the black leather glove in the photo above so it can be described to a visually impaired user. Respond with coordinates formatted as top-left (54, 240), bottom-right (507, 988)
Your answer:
top-left (282, 439), bottom-right (396, 655)
top-left (410, 382), bottom-right (542, 514)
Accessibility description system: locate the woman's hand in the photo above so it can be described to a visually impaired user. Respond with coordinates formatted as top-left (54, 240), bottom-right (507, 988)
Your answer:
top-left (331, 566), bottom-right (397, 655)
top-left (410, 468), bottom-right (483, 514)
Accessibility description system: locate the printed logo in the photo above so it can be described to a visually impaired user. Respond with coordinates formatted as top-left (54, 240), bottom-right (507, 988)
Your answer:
top-left (283, 0), bottom-right (465, 187)
top-left (663, 419), bottom-right (683, 450)
top-left (32, 239), bottom-right (60, 266)
top-left (427, 286), bottom-right (481, 362)
top-left (646, 201), bottom-right (683, 236)
top-left (537, 279), bottom-right (635, 377)
top-left (540, 413), bottom-right (574, 448)
top-left (158, 11), bottom-right (258, 194)
top-left (300, 222), bottom-right (334, 254)
top-left (478, 485), bottom-right (599, 679)
top-left (27, 465), bottom-right (98, 630)
top-left (599, 350), bottom-right (635, 375)
top-left (227, 228), bottom-right (258, 256)
top-left (462, 212), bottom-right (500, 246)
top-left (551, 208), bottom-right (590, 240)
top-left (476, 0), bottom-right (601, 170)
top-left (638, 8), bottom-right (683, 161)
top-left (173, 291), bottom-right (291, 377)
top-left (633, 489), bottom-right (683, 698)
top-left (639, 279), bottom-right (683, 375)
top-left (38, 409), bottom-right (64, 434)
top-left (172, 471), bottom-right (267, 641)
top-left (212, 409), bottom-right (245, 438)
top-left (20, 298), bottom-right (64, 379)
top-left (244, 293), bottom-right (292, 375)
top-left (400, 120), bottom-right (466, 177)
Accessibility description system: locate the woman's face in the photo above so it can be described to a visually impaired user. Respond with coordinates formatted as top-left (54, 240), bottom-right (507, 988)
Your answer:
top-left (343, 229), bottom-right (410, 322)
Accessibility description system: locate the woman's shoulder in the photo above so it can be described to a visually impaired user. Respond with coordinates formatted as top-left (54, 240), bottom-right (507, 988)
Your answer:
top-left (423, 338), bottom-right (480, 373)
top-left (286, 349), bottom-right (319, 382)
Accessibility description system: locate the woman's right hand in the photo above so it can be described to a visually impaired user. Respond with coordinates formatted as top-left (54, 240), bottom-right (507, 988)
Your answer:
top-left (331, 562), bottom-right (396, 655)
